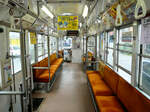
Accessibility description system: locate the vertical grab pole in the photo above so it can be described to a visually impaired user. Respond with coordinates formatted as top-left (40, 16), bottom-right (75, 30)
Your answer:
top-left (113, 28), bottom-right (117, 70)
top-left (95, 34), bottom-right (97, 70)
top-left (104, 32), bottom-right (107, 63)
top-left (20, 18), bottom-right (27, 112)
top-left (85, 36), bottom-right (88, 70)
top-left (95, 34), bottom-right (97, 60)
top-left (83, 37), bottom-right (85, 55)
top-left (57, 37), bottom-right (59, 57)
top-left (131, 21), bottom-right (139, 86)
top-left (47, 27), bottom-right (51, 91)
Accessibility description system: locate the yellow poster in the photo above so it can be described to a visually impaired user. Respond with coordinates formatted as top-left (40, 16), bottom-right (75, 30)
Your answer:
top-left (57, 16), bottom-right (78, 30)
top-left (30, 32), bottom-right (37, 44)
top-left (10, 39), bottom-right (20, 46)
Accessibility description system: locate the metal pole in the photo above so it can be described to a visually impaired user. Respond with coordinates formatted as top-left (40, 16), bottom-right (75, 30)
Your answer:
top-left (83, 37), bottom-right (85, 55)
top-left (85, 37), bottom-right (88, 70)
top-left (131, 21), bottom-right (139, 86)
top-left (113, 28), bottom-right (117, 70)
top-left (20, 18), bottom-right (27, 112)
top-left (11, 54), bottom-right (16, 103)
top-left (57, 37), bottom-right (59, 57)
top-left (95, 34), bottom-right (97, 60)
top-left (47, 27), bottom-right (51, 90)
top-left (104, 32), bottom-right (107, 63)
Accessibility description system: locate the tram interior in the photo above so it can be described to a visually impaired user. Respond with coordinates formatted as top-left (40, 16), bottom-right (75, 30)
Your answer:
top-left (0, 0), bottom-right (150, 112)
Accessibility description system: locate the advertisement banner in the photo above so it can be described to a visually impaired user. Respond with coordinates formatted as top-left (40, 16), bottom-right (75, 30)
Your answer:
top-left (30, 32), bottom-right (37, 44)
top-left (57, 16), bottom-right (78, 30)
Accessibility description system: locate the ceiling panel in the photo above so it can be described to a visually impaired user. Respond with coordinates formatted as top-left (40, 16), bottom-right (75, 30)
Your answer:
top-left (47, 0), bottom-right (84, 16)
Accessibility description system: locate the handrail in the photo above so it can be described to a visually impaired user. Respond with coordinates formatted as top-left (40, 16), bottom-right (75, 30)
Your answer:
top-left (32, 67), bottom-right (49, 69)
top-left (0, 91), bottom-right (24, 95)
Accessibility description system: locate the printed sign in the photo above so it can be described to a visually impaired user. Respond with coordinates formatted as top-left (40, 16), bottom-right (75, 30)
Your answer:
top-left (30, 32), bottom-right (37, 44)
top-left (57, 16), bottom-right (78, 30)
top-left (10, 39), bottom-right (20, 46)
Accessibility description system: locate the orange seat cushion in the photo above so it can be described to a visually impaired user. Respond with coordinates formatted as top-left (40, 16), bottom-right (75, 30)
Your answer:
top-left (96, 96), bottom-right (125, 112)
top-left (86, 71), bottom-right (99, 75)
top-left (92, 83), bottom-right (113, 96)
top-left (52, 58), bottom-right (63, 65)
top-left (36, 72), bottom-right (54, 82)
top-left (88, 75), bottom-right (103, 85)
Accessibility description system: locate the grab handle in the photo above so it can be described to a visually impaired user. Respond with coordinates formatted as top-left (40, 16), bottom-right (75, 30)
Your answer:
top-left (115, 4), bottom-right (122, 26)
top-left (135, 0), bottom-right (147, 20)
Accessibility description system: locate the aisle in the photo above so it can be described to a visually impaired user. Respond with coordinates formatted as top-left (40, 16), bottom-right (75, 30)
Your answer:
top-left (38, 63), bottom-right (95, 112)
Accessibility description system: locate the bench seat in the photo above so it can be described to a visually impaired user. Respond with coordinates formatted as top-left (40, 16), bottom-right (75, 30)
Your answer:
top-left (96, 96), bottom-right (125, 112)
top-left (33, 52), bottom-right (63, 83)
top-left (87, 61), bottom-right (150, 112)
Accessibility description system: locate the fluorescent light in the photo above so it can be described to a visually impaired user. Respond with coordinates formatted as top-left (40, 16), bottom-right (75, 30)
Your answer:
top-left (80, 23), bottom-right (82, 27)
top-left (82, 5), bottom-right (88, 18)
top-left (41, 5), bottom-right (54, 18)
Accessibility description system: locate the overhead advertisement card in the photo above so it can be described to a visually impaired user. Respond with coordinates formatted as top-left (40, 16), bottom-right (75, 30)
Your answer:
top-left (30, 32), bottom-right (37, 44)
top-left (57, 16), bottom-right (78, 30)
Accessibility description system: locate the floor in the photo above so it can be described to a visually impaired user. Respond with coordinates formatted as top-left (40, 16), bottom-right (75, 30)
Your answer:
top-left (33, 63), bottom-right (95, 112)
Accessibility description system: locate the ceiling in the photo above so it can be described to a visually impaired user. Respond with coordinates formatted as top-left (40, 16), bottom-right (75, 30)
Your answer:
top-left (46, 0), bottom-right (85, 16)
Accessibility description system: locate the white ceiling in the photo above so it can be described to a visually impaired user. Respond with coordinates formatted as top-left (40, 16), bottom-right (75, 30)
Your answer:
top-left (47, 0), bottom-right (85, 16)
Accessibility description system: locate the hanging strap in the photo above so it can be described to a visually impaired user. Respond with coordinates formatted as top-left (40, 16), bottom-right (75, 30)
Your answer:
top-left (115, 4), bottom-right (122, 26)
top-left (135, 0), bottom-right (147, 20)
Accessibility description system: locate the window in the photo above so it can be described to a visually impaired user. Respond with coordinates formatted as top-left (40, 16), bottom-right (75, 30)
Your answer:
top-left (106, 31), bottom-right (114, 66)
top-left (63, 37), bottom-right (72, 49)
top-left (87, 36), bottom-right (95, 54)
top-left (9, 32), bottom-right (21, 73)
top-left (37, 35), bottom-right (48, 61)
top-left (100, 33), bottom-right (105, 60)
top-left (50, 37), bottom-right (57, 54)
top-left (28, 33), bottom-right (35, 64)
top-left (138, 23), bottom-right (150, 95)
top-left (117, 27), bottom-right (133, 82)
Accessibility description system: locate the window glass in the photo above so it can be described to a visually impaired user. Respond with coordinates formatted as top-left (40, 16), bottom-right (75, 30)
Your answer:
top-left (108, 31), bottom-right (114, 48)
top-left (28, 33), bottom-right (35, 64)
top-left (118, 68), bottom-right (131, 83)
top-left (63, 37), bottom-right (72, 49)
top-left (107, 49), bottom-right (113, 66)
top-left (9, 32), bottom-right (21, 73)
top-left (138, 24), bottom-right (150, 95)
top-left (100, 33), bottom-right (104, 60)
top-left (140, 58), bottom-right (150, 95)
top-left (107, 31), bottom-right (114, 66)
top-left (143, 44), bottom-right (150, 56)
top-left (44, 36), bottom-right (48, 55)
top-left (119, 27), bottom-right (133, 45)
top-left (117, 27), bottom-right (133, 79)
top-left (119, 45), bottom-right (132, 52)
top-left (50, 37), bottom-right (57, 54)
top-left (37, 35), bottom-right (43, 57)
top-left (118, 51), bottom-right (132, 72)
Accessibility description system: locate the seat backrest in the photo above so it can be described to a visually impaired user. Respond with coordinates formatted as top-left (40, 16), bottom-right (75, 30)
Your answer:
top-left (88, 52), bottom-right (93, 57)
top-left (117, 77), bottom-right (150, 112)
top-left (98, 61), bottom-right (105, 78)
top-left (103, 65), bottom-right (119, 94)
top-left (50, 53), bottom-right (57, 64)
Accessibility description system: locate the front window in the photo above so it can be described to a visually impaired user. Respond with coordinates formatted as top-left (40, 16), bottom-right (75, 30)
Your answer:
top-left (9, 32), bottom-right (21, 73)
